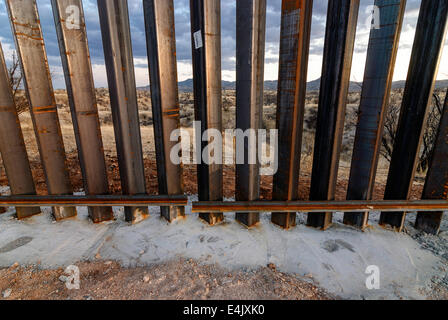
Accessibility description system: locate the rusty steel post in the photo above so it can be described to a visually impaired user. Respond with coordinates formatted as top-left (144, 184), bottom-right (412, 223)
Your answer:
top-left (308, 0), bottom-right (359, 230)
top-left (6, 0), bottom-right (76, 220)
top-left (415, 90), bottom-right (448, 235)
top-left (143, 0), bottom-right (185, 222)
top-left (380, 0), bottom-right (448, 232)
top-left (52, 0), bottom-right (113, 223)
top-left (190, 0), bottom-right (224, 225)
top-left (97, 0), bottom-right (149, 224)
top-left (345, 0), bottom-right (406, 230)
top-left (0, 42), bottom-right (41, 219)
top-left (272, 0), bottom-right (313, 229)
top-left (235, 0), bottom-right (266, 228)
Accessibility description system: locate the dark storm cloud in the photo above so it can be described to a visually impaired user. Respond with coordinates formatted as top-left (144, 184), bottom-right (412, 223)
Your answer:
top-left (0, 0), bottom-right (426, 87)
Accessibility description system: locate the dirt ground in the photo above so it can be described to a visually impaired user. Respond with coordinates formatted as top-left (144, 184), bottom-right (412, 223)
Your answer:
top-left (0, 259), bottom-right (331, 300)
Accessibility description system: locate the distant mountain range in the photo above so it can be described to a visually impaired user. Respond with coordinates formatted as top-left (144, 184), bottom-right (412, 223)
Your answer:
top-left (138, 78), bottom-right (448, 93)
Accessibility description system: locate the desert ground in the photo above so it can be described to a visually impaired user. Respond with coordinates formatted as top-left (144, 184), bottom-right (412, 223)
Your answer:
top-left (0, 88), bottom-right (447, 300)
top-left (0, 259), bottom-right (331, 300)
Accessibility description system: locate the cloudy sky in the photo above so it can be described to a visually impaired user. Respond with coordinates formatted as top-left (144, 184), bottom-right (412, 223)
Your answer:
top-left (0, 0), bottom-right (447, 89)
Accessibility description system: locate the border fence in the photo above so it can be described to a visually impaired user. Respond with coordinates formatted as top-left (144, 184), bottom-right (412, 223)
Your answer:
top-left (0, 0), bottom-right (447, 236)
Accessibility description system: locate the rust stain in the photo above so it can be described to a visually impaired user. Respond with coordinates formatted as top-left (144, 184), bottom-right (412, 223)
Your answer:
top-left (33, 105), bottom-right (56, 112)
top-left (164, 107), bottom-right (180, 112)
top-left (0, 106), bottom-right (15, 112)
top-left (14, 32), bottom-right (43, 41)
top-left (192, 200), bottom-right (448, 213)
top-left (13, 21), bottom-right (39, 31)
top-left (77, 111), bottom-right (97, 117)
top-left (0, 196), bottom-right (188, 207)
top-left (34, 110), bottom-right (57, 115)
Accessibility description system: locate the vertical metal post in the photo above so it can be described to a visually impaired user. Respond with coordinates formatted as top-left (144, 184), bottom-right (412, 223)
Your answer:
top-left (143, 0), bottom-right (185, 222)
top-left (97, 0), bottom-right (149, 223)
top-left (235, 0), bottom-right (267, 228)
top-left (190, 0), bottom-right (223, 225)
top-left (0, 42), bottom-right (41, 219)
top-left (6, 0), bottom-right (76, 220)
top-left (308, 0), bottom-right (359, 230)
top-left (380, 0), bottom-right (448, 231)
top-left (415, 91), bottom-right (448, 234)
top-left (345, 0), bottom-right (406, 229)
top-left (52, 0), bottom-right (113, 223)
top-left (272, 0), bottom-right (313, 229)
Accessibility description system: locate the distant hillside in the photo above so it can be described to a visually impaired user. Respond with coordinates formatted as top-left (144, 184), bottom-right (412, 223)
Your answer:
top-left (138, 78), bottom-right (448, 93)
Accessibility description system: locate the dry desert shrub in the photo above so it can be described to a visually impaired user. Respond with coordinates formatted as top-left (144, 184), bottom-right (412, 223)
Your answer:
top-left (381, 89), bottom-right (446, 174)
top-left (8, 53), bottom-right (28, 115)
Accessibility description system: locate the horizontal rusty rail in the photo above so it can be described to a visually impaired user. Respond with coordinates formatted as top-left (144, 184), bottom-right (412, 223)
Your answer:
top-left (0, 195), bottom-right (188, 207)
top-left (192, 200), bottom-right (448, 213)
